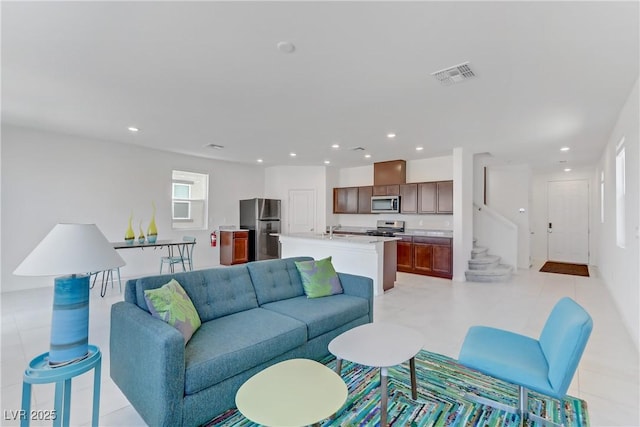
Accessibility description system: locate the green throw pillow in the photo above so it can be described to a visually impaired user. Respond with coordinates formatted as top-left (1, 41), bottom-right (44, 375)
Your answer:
top-left (144, 279), bottom-right (202, 344)
top-left (295, 257), bottom-right (343, 299)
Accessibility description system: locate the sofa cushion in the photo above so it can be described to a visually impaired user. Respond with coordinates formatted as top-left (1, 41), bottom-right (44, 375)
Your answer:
top-left (143, 279), bottom-right (202, 344)
top-left (247, 257), bottom-right (312, 305)
top-left (183, 308), bottom-right (307, 395)
top-left (261, 294), bottom-right (369, 339)
top-left (131, 265), bottom-right (259, 323)
top-left (295, 256), bottom-right (343, 298)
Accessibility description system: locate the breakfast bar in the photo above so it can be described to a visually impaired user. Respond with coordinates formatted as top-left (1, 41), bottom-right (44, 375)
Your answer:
top-left (278, 233), bottom-right (398, 296)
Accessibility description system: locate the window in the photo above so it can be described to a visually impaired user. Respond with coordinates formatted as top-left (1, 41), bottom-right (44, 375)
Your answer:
top-left (172, 170), bottom-right (209, 230)
top-left (172, 182), bottom-right (192, 220)
top-left (615, 137), bottom-right (625, 248)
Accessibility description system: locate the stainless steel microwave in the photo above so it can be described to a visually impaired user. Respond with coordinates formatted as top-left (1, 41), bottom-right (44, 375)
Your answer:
top-left (371, 196), bottom-right (400, 213)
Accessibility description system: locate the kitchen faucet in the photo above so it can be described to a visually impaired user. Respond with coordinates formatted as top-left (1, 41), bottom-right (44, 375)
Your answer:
top-left (329, 224), bottom-right (341, 239)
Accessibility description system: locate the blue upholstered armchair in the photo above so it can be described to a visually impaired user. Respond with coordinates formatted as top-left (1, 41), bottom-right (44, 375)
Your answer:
top-left (458, 297), bottom-right (593, 427)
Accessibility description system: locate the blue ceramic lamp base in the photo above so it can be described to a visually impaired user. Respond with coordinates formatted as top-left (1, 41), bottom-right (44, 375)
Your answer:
top-left (49, 274), bottom-right (90, 366)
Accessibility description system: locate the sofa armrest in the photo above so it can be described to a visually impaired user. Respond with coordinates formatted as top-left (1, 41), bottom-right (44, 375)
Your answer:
top-left (110, 301), bottom-right (185, 427)
top-left (338, 272), bottom-right (374, 322)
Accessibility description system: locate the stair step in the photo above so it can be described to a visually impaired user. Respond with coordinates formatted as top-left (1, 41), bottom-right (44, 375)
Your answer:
top-left (465, 264), bottom-right (513, 283)
top-left (471, 246), bottom-right (488, 259)
top-left (468, 255), bottom-right (500, 270)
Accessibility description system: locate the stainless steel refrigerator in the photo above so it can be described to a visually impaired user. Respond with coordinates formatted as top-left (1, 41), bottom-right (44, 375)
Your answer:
top-left (239, 198), bottom-right (281, 261)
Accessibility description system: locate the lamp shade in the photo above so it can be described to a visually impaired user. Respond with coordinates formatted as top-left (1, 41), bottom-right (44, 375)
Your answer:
top-left (14, 223), bottom-right (125, 276)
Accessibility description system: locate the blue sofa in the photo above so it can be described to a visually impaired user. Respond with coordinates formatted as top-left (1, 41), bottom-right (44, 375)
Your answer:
top-left (110, 256), bottom-right (374, 426)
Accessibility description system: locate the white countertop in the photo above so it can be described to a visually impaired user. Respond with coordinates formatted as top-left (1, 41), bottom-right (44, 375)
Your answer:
top-left (324, 227), bottom-right (453, 238)
top-left (396, 229), bottom-right (453, 238)
top-left (277, 233), bottom-right (399, 244)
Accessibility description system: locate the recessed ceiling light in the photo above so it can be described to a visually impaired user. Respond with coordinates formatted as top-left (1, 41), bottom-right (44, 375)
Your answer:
top-left (290, 152), bottom-right (297, 157)
top-left (331, 144), bottom-right (340, 149)
top-left (560, 147), bottom-right (570, 152)
top-left (387, 133), bottom-right (396, 139)
top-left (257, 159), bottom-right (263, 163)
top-left (324, 160), bottom-right (330, 165)
top-left (128, 127), bottom-right (139, 132)
top-left (277, 41), bottom-right (296, 54)
top-left (364, 154), bottom-right (371, 158)
top-left (416, 146), bottom-right (424, 151)
top-left (564, 168), bottom-right (572, 172)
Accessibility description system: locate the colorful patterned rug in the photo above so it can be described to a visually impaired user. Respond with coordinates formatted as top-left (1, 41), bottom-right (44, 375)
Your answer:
top-left (204, 350), bottom-right (589, 426)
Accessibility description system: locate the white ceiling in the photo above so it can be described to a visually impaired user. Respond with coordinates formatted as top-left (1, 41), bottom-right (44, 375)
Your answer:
top-left (2, 1), bottom-right (638, 171)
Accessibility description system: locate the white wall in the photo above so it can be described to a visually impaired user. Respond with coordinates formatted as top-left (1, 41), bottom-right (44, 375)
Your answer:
top-left (595, 78), bottom-right (639, 350)
top-left (486, 164), bottom-right (532, 268)
top-left (1, 125), bottom-right (264, 292)
top-left (334, 155), bottom-right (454, 230)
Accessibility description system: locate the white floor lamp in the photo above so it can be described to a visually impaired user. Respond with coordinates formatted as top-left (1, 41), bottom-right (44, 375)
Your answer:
top-left (14, 223), bottom-right (125, 366)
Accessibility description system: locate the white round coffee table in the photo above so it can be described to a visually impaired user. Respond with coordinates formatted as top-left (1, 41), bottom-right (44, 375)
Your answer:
top-left (235, 358), bottom-right (347, 427)
top-left (328, 322), bottom-right (424, 427)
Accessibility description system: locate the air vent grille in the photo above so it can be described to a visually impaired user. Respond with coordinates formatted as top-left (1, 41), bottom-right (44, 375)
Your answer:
top-left (350, 146), bottom-right (366, 151)
top-left (431, 62), bottom-right (476, 86)
top-left (205, 143), bottom-right (225, 149)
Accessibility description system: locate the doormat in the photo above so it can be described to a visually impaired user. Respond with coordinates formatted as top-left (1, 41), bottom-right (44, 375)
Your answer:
top-left (540, 261), bottom-right (589, 277)
top-left (204, 350), bottom-right (589, 426)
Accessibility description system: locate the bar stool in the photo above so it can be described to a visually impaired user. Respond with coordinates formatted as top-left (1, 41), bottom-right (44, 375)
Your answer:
top-left (21, 345), bottom-right (101, 427)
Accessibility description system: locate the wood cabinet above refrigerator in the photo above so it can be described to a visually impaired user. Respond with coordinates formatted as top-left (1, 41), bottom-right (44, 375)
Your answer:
top-left (373, 160), bottom-right (406, 185)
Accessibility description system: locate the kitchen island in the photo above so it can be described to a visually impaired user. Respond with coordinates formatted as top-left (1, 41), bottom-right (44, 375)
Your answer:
top-left (278, 233), bottom-right (398, 296)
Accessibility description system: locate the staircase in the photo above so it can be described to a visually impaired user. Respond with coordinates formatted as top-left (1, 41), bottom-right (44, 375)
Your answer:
top-left (465, 242), bottom-right (513, 282)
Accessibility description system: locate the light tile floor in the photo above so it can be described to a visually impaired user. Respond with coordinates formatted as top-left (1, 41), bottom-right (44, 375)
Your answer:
top-left (1, 262), bottom-right (638, 426)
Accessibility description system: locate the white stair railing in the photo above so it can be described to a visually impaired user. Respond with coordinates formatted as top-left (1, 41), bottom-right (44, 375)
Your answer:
top-left (473, 203), bottom-right (518, 270)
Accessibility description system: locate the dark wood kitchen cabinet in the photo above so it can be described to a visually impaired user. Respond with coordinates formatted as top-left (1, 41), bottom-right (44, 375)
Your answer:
top-left (418, 182), bottom-right (437, 213)
top-left (220, 230), bottom-right (249, 265)
top-left (396, 236), bottom-right (414, 272)
top-left (333, 179), bottom-right (452, 215)
top-left (374, 160), bottom-right (406, 185)
top-left (417, 180), bottom-right (453, 214)
top-left (396, 235), bottom-right (452, 279)
top-left (372, 185), bottom-right (400, 196)
top-left (400, 184), bottom-right (418, 213)
top-left (357, 186), bottom-right (373, 214)
top-left (333, 187), bottom-right (359, 213)
top-left (436, 181), bottom-right (453, 213)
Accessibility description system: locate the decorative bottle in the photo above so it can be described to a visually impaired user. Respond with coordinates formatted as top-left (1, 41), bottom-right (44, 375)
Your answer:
top-left (147, 202), bottom-right (158, 243)
top-left (138, 220), bottom-right (145, 244)
top-left (125, 212), bottom-right (135, 245)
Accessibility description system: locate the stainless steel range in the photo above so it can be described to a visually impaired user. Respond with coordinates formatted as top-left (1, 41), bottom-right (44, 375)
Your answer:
top-left (366, 220), bottom-right (405, 237)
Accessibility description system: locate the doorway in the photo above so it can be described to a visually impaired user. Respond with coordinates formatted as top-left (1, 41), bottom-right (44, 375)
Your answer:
top-left (547, 180), bottom-right (589, 264)
top-left (288, 189), bottom-right (316, 234)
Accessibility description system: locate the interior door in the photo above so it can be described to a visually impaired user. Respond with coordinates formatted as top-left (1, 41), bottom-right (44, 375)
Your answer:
top-left (288, 189), bottom-right (316, 233)
top-left (547, 180), bottom-right (589, 264)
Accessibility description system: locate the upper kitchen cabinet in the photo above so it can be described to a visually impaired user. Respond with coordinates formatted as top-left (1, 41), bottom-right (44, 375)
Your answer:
top-left (357, 186), bottom-right (373, 214)
top-left (333, 187), bottom-right (359, 214)
top-left (372, 184), bottom-right (400, 196)
top-left (436, 180), bottom-right (453, 213)
top-left (374, 160), bottom-right (406, 186)
top-left (417, 181), bottom-right (453, 214)
top-left (418, 182), bottom-right (436, 213)
top-left (400, 183), bottom-right (418, 213)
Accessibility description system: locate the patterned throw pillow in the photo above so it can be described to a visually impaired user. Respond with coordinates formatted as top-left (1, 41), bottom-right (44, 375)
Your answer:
top-left (144, 279), bottom-right (202, 344)
top-left (295, 257), bottom-right (343, 299)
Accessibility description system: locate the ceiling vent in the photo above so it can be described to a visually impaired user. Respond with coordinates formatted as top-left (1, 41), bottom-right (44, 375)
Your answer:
top-left (431, 62), bottom-right (476, 86)
top-left (205, 143), bottom-right (224, 149)
top-left (350, 146), bottom-right (366, 151)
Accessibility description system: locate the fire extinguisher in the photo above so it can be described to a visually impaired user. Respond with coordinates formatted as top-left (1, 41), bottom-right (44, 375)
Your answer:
top-left (210, 231), bottom-right (217, 247)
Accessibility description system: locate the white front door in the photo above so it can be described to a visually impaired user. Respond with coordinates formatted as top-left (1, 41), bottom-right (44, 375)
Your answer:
top-left (288, 189), bottom-right (316, 234)
top-left (547, 180), bottom-right (589, 264)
